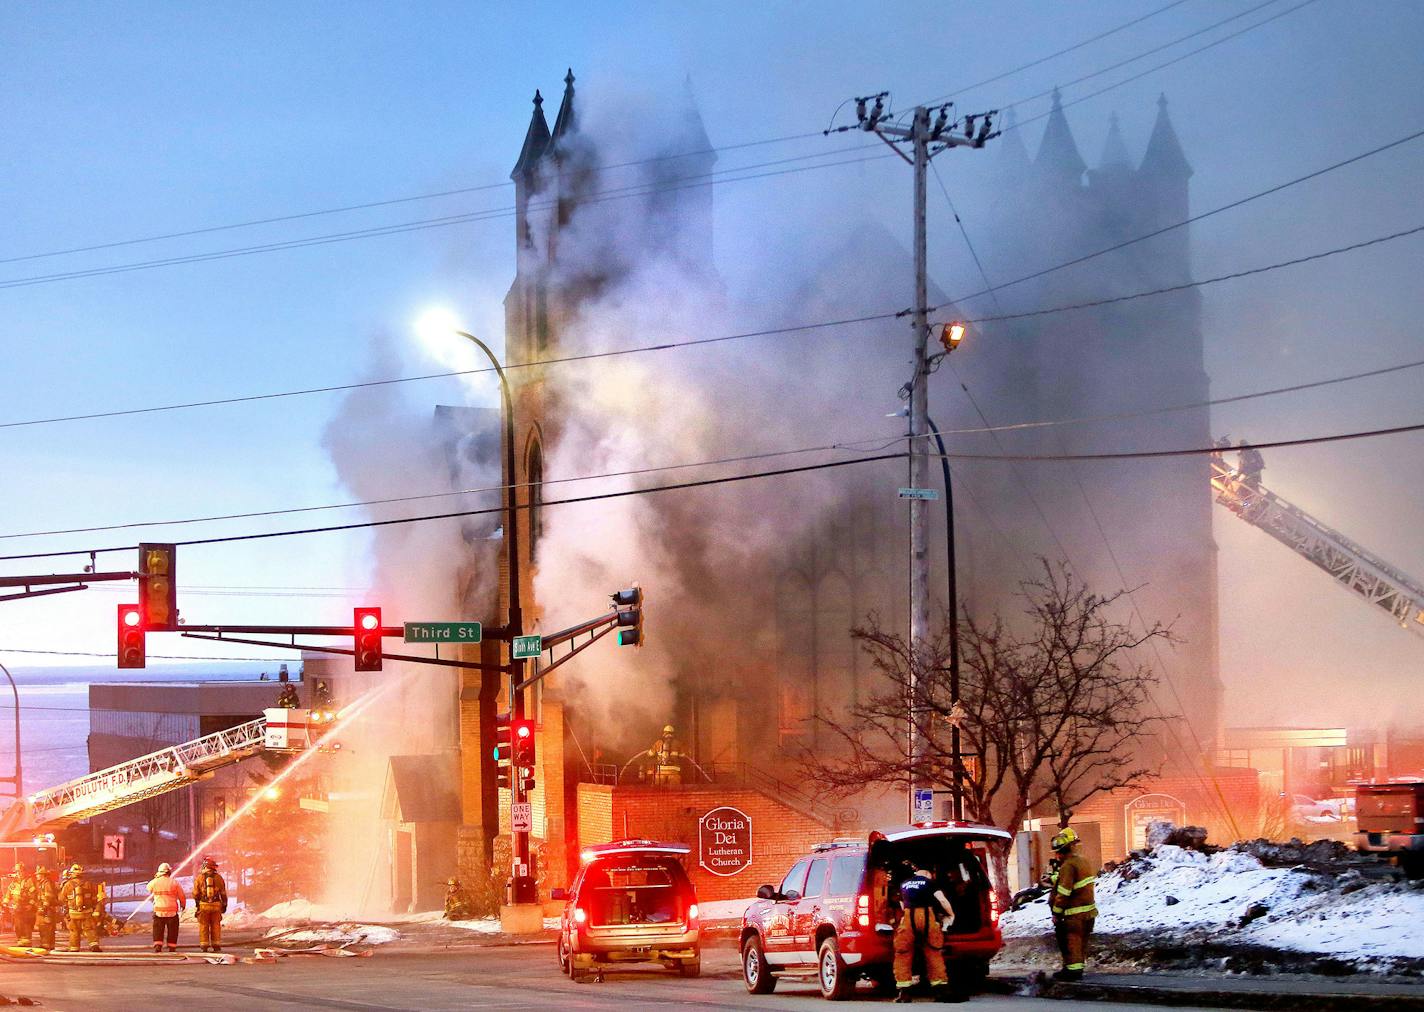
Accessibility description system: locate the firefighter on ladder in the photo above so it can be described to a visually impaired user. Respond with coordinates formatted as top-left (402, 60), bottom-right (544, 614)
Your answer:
top-left (892, 859), bottom-right (959, 1002)
top-left (1049, 828), bottom-right (1097, 981)
top-left (193, 856), bottom-right (228, 952)
top-left (59, 864), bottom-right (105, 952)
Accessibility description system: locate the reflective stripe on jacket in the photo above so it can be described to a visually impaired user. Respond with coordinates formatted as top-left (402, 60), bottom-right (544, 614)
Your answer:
top-left (1050, 852), bottom-right (1097, 917)
top-left (148, 874), bottom-right (187, 917)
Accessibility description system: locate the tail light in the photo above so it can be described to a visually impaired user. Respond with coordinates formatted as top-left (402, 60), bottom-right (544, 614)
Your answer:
top-left (856, 894), bottom-right (870, 928)
top-left (573, 907), bottom-right (587, 925)
top-left (988, 891), bottom-right (1000, 926)
top-left (687, 903), bottom-right (700, 923)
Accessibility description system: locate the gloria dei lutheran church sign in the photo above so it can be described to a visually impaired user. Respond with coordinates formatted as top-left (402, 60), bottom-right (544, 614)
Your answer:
top-left (699, 806), bottom-right (752, 876)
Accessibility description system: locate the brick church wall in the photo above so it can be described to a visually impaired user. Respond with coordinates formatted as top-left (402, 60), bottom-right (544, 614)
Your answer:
top-left (577, 782), bottom-right (837, 902)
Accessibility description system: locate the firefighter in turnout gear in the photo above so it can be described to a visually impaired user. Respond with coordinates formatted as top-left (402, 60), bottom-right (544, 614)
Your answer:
top-left (31, 865), bottom-right (60, 951)
top-left (193, 857), bottom-right (228, 952)
top-left (892, 861), bottom-right (956, 1002)
top-left (443, 878), bottom-right (474, 920)
top-left (58, 864), bottom-right (104, 952)
top-left (4, 863), bottom-right (36, 946)
top-left (1049, 828), bottom-right (1097, 981)
top-left (275, 683), bottom-right (300, 708)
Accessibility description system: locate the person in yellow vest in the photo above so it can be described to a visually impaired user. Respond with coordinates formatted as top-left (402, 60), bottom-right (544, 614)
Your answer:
top-left (31, 865), bottom-right (60, 951)
top-left (58, 864), bottom-right (105, 952)
top-left (4, 863), bottom-right (36, 946)
top-left (1049, 828), bottom-right (1097, 982)
top-left (192, 857), bottom-right (228, 953)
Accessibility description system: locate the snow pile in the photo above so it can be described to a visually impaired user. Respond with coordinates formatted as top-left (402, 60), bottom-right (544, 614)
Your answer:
top-left (279, 924), bottom-right (402, 946)
top-left (1001, 844), bottom-right (1424, 964)
top-left (700, 897), bottom-right (755, 921)
top-left (441, 916), bottom-right (560, 933)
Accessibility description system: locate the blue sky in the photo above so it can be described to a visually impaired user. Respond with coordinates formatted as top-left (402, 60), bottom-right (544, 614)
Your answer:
top-left (2, 0), bottom-right (1423, 728)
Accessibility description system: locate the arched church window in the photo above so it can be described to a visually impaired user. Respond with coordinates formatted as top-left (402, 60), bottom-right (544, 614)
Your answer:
top-left (527, 440), bottom-right (544, 561)
top-left (775, 570), bottom-right (814, 745)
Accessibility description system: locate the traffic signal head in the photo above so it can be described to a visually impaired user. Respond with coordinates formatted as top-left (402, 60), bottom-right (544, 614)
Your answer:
top-left (117, 604), bottom-right (145, 669)
top-left (611, 586), bottom-right (644, 647)
top-left (354, 607), bottom-right (382, 671)
top-left (138, 543), bottom-right (178, 631)
top-left (512, 719), bottom-right (536, 770)
top-left (492, 711), bottom-right (513, 765)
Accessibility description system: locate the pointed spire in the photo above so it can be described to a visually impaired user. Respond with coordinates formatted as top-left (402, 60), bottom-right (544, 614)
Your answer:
top-left (552, 68), bottom-right (576, 141)
top-left (1140, 93), bottom-right (1192, 179)
top-left (1098, 112), bottom-right (1131, 169)
top-left (996, 106), bottom-right (1031, 178)
top-left (510, 89), bottom-right (550, 179)
top-left (1036, 88), bottom-right (1086, 184)
top-left (674, 74), bottom-right (717, 166)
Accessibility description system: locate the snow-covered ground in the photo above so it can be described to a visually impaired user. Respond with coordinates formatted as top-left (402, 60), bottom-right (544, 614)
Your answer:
top-left (1002, 844), bottom-right (1424, 964)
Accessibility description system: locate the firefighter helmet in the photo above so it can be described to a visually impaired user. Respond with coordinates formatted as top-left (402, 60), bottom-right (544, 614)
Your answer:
top-left (12, 863), bottom-right (23, 874)
top-left (202, 856), bottom-right (217, 869)
top-left (68, 863), bottom-right (83, 875)
top-left (1051, 827), bottom-right (1079, 852)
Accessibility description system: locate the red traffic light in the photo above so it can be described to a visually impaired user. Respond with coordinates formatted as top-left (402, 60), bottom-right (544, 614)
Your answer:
top-left (354, 606), bottom-right (383, 671)
top-left (117, 604), bottom-right (146, 669)
top-left (512, 719), bottom-right (536, 769)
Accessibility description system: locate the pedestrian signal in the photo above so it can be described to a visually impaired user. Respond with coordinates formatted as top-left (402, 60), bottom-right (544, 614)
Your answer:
top-left (117, 604), bottom-right (145, 669)
top-left (138, 543), bottom-right (178, 631)
top-left (353, 607), bottom-right (382, 671)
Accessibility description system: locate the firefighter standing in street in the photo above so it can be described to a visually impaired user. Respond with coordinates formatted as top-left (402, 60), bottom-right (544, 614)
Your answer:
top-left (892, 860), bottom-right (959, 1003)
top-left (147, 861), bottom-right (186, 953)
top-left (1049, 828), bottom-right (1097, 981)
top-left (58, 863), bottom-right (104, 952)
top-left (193, 856), bottom-right (228, 952)
top-left (4, 862), bottom-right (36, 946)
top-left (31, 865), bottom-right (59, 951)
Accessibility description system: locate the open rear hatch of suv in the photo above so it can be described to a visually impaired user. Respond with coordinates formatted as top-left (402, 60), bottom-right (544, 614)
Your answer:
top-left (867, 823), bottom-right (1010, 951)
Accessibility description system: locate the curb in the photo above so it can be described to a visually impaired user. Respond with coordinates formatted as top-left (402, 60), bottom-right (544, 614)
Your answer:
top-left (1033, 977), bottom-right (1424, 1011)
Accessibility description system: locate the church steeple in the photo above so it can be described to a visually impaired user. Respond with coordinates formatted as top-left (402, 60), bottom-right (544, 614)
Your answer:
top-left (551, 68), bottom-right (577, 143)
top-left (1098, 112), bottom-right (1131, 170)
top-left (996, 106), bottom-right (1031, 184)
top-left (677, 74), bottom-right (717, 167)
top-left (1035, 88), bottom-right (1086, 185)
top-left (1140, 93), bottom-right (1192, 180)
top-left (510, 90), bottom-right (550, 179)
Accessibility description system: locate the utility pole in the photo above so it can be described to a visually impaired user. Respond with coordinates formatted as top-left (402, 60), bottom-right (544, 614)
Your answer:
top-left (840, 93), bottom-right (996, 820)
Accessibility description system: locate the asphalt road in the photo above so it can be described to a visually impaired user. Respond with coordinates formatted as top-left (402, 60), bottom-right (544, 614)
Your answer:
top-left (0, 944), bottom-right (1221, 1012)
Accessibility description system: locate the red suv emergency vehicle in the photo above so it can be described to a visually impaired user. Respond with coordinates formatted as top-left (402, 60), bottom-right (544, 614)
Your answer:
top-left (553, 839), bottom-right (702, 981)
top-left (740, 822), bottom-right (1010, 1000)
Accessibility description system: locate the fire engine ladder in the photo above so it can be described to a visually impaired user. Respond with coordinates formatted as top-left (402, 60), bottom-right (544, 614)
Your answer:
top-left (1210, 458), bottom-right (1424, 639)
top-left (0, 717), bottom-right (269, 841)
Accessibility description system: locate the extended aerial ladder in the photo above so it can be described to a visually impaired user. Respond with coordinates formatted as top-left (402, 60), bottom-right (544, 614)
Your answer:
top-left (0, 709), bottom-right (331, 842)
top-left (1210, 457), bottom-right (1424, 639)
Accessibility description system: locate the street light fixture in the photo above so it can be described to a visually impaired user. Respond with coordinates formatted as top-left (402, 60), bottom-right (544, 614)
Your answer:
top-left (424, 317), bottom-right (535, 907)
top-left (0, 659), bottom-right (19, 801)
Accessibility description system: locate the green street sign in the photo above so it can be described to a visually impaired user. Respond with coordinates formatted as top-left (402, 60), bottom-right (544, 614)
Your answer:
top-left (403, 622), bottom-right (482, 644)
top-left (512, 635), bottom-right (543, 659)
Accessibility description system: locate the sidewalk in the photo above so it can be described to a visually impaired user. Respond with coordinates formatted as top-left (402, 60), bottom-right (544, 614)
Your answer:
top-left (1028, 970), bottom-right (1424, 1011)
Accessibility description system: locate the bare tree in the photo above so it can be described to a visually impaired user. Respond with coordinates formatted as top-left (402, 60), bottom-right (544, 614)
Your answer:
top-left (803, 561), bottom-right (1171, 893)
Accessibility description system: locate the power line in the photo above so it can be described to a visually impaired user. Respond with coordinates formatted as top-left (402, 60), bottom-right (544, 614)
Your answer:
top-left (4, 418), bottom-right (1424, 567)
top-left (911, 0), bottom-right (1194, 107)
top-left (0, 146), bottom-right (890, 291)
top-left (6, 120), bottom-right (1412, 437)
top-left (0, 131), bottom-right (832, 267)
top-left (1007, 0), bottom-right (1320, 133)
top-left (939, 221), bottom-right (1424, 325)
top-left (945, 126), bottom-right (1424, 312)
top-left (0, 308), bottom-right (903, 431)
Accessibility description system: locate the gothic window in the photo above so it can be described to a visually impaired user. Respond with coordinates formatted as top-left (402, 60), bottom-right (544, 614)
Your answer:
top-left (527, 440), bottom-right (544, 562)
top-left (535, 283), bottom-right (550, 351)
top-left (775, 570), bottom-right (814, 745)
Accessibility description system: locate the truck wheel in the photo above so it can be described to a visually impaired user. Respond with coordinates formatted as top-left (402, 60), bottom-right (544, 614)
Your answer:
top-left (954, 957), bottom-right (990, 996)
top-left (817, 937), bottom-right (856, 1001)
top-left (743, 936), bottom-right (777, 994)
top-left (679, 956), bottom-right (702, 977)
top-left (557, 933), bottom-right (571, 975)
